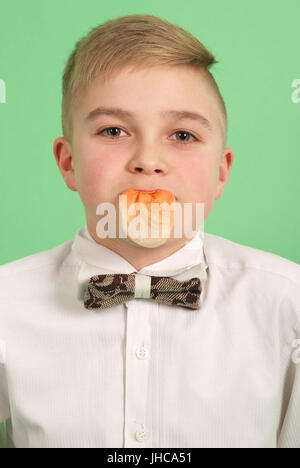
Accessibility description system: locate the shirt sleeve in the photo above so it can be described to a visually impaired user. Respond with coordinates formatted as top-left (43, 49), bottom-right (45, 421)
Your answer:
top-left (277, 287), bottom-right (300, 448)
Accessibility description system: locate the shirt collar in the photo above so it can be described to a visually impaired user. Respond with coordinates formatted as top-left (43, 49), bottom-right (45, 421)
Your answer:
top-left (72, 225), bottom-right (208, 302)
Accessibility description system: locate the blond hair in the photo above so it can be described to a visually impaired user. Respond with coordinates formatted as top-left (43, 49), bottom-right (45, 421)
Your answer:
top-left (62, 14), bottom-right (227, 147)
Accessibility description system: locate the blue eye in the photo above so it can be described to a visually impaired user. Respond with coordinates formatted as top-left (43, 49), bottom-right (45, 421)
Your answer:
top-left (97, 127), bottom-right (198, 144)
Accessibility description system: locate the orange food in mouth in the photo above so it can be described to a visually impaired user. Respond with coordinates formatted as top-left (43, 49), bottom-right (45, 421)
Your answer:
top-left (119, 188), bottom-right (176, 248)
top-left (122, 188), bottom-right (176, 207)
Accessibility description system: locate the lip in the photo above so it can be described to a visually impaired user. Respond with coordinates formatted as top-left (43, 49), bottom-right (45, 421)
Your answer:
top-left (119, 188), bottom-right (178, 201)
top-left (133, 188), bottom-right (157, 192)
top-left (128, 187), bottom-right (170, 192)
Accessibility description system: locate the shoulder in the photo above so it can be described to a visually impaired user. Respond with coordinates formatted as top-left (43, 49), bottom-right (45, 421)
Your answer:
top-left (203, 232), bottom-right (300, 288)
top-left (0, 238), bottom-right (76, 279)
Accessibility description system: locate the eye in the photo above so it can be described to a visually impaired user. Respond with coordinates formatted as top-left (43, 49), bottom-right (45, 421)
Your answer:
top-left (170, 130), bottom-right (198, 144)
top-left (97, 127), bottom-right (126, 138)
top-left (96, 127), bottom-right (199, 144)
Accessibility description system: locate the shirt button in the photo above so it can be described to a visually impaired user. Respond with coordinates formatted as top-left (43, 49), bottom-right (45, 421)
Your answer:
top-left (136, 345), bottom-right (149, 360)
top-left (135, 426), bottom-right (149, 442)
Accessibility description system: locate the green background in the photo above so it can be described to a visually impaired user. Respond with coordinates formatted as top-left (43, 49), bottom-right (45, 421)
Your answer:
top-left (0, 0), bottom-right (299, 266)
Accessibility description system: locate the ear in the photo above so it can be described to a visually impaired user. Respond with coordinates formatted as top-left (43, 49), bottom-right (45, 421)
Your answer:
top-left (53, 137), bottom-right (77, 191)
top-left (215, 148), bottom-right (234, 200)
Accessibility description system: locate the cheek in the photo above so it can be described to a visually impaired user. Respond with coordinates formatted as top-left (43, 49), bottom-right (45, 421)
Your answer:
top-left (74, 137), bottom-right (112, 184)
top-left (180, 163), bottom-right (216, 200)
top-left (75, 157), bottom-right (114, 208)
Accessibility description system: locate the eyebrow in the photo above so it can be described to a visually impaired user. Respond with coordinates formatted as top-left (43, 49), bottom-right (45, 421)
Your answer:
top-left (85, 106), bottom-right (213, 132)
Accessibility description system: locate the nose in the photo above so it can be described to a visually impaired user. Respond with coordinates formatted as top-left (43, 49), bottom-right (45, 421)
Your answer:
top-left (127, 151), bottom-right (167, 175)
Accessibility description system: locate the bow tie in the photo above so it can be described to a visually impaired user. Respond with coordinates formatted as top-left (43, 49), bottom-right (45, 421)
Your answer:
top-left (83, 272), bottom-right (202, 311)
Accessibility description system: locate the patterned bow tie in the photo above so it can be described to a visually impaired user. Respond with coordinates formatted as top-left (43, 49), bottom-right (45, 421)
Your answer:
top-left (83, 272), bottom-right (202, 311)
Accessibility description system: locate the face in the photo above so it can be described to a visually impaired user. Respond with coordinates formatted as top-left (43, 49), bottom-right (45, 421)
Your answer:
top-left (53, 64), bottom-right (234, 258)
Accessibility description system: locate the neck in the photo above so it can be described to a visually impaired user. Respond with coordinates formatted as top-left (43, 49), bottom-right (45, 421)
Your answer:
top-left (86, 219), bottom-right (192, 271)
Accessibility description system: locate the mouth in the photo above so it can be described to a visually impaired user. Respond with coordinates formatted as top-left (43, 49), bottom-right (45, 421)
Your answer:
top-left (119, 187), bottom-right (178, 201)
top-left (133, 188), bottom-right (158, 192)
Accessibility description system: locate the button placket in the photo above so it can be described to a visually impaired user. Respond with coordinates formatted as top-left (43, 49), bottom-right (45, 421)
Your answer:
top-left (123, 300), bottom-right (153, 447)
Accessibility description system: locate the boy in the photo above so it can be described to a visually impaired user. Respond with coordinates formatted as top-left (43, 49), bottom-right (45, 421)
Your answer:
top-left (0, 14), bottom-right (299, 448)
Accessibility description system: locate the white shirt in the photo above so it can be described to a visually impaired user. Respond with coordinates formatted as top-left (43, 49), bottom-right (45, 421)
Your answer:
top-left (0, 225), bottom-right (299, 448)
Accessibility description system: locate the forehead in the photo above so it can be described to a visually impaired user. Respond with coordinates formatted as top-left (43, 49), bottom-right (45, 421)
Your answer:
top-left (82, 65), bottom-right (217, 106)
top-left (74, 65), bottom-right (224, 139)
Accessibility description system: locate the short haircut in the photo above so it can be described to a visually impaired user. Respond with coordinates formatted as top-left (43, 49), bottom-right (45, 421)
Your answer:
top-left (62, 14), bottom-right (228, 148)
